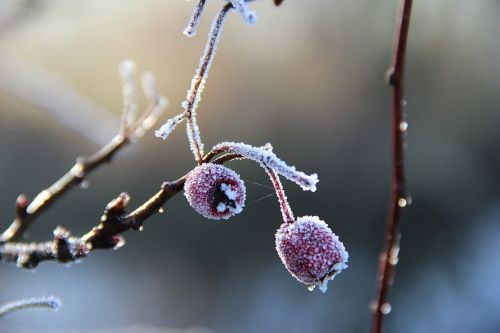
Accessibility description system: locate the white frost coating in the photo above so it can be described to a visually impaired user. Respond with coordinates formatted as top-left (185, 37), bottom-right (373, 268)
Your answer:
top-left (184, 163), bottom-right (246, 220)
top-left (186, 116), bottom-right (205, 159)
top-left (0, 296), bottom-right (62, 317)
top-left (230, 0), bottom-right (257, 24)
top-left (212, 142), bottom-right (319, 192)
top-left (221, 183), bottom-right (238, 201)
top-left (318, 279), bottom-right (329, 293)
top-left (155, 113), bottom-right (186, 140)
top-left (183, 4), bottom-right (230, 161)
top-left (216, 202), bottom-right (226, 212)
top-left (118, 59), bottom-right (138, 127)
top-left (183, 0), bottom-right (207, 37)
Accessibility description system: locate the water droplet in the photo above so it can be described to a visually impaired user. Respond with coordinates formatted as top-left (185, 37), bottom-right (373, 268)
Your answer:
top-left (79, 180), bottom-right (90, 189)
top-left (397, 198), bottom-right (407, 207)
top-left (139, 226), bottom-right (144, 232)
top-left (158, 207), bottom-right (164, 213)
top-left (72, 163), bottom-right (85, 178)
top-left (399, 121), bottom-right (408, 132)
top-left (389, 256), bottom-right (399, 265)
top-left (381, 303), bottom-right (392, 315)
top-left (307, 285), bottom-right (316, 292)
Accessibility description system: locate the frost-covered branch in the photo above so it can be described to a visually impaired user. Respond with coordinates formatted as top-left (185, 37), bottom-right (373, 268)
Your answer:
top-left (0, 153), bottom-right (244, 268)
top-left (183, 2), bottom-right (232, 163)
top-left (205, 142), bottom-right (319, 192)
top-left (183, 0), bottom-right (207, 37)
top-left (0, 296), bottom-right (61, 318)
top-left (0, 61), bottom-right (167, 244)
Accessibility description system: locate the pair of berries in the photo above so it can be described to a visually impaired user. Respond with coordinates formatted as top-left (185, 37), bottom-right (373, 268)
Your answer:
top-left (184, 162), bottom-right (348, 292)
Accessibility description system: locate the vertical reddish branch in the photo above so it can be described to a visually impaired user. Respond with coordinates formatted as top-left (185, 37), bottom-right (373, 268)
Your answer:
top-left (370, 1), bottom-right (413, 333)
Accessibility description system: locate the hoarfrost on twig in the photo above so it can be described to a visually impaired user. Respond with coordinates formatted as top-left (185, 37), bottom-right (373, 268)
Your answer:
top-left (230, 0), bottom-right (257, 24)
top-left (210, 142), bottom-right (319, 192)
top-left (182, 3), bottom-right (232, 163)
top-left (183, 0), bottom-right (207, 37)
top-left (155, 113), bottom-right (186, 140)
top-left (0, 296), bottom-right (61, 317)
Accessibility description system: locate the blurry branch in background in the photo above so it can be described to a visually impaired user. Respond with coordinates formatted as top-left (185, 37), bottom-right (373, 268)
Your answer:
top-left (0, 0), bottom-right (41, 37)
top-left (0, 0), bottom-right (118, 145)
top-left (0, 60), bottom-right (167, 244)
top-left (0, 54), bottom-right (117, 146)
top-left (0, 296), bottom-right (61, 318)
top-left (0, 153), bottom-right (241, 268)
top-left (370, 1), bottom-right (413, 333)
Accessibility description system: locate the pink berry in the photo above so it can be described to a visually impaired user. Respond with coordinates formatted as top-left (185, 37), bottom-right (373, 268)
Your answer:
top-left (275, 216), bottom-right (348, 292)
top-left (184, 163), bottom-right (246, 220)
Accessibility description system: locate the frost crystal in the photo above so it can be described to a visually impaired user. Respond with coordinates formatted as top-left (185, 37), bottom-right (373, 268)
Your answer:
top-left (183, 0), bottom-right (207, 37)
top-left (181, 4), bottom-right (232, 161)
top-left (211, 142), bottom-right (319, 192)
top-left (184, 163), bottom-right (246, 220)
top-left (155, 113), bottom-right (186, 140)
top-left (0, 296), bottom-right (61, 317)
top-left (230, 0), bottom-right (257, 24)
top-left (275, 216), bottom-right (348, 293)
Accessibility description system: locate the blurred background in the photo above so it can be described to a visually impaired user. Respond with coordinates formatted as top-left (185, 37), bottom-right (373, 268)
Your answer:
top-left (0, 0), bottom-right (499, 332)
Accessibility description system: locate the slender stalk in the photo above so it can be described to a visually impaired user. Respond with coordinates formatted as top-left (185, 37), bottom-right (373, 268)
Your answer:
top-left (265, 168), bottom-right (295, 223)
top-left (0, 67), bottom-right (166, 244)
top-left (370, 1), bottom-right (413, 333)
top-left (0, 297), bottom-right (61, 317)
top-left (0, 154), bottom-right (239, 268)
top-left (184, 3), bottom-right (232, 164)
top-left (0, 134), bottom-right (129, 243)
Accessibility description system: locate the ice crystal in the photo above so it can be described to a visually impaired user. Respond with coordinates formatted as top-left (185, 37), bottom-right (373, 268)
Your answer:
top-left (275, 216), bottom-right (348, 293)
top-left (230, 0), bottom-right (257, 24)
top-left (182, 3), bottom-right (231, 161)
top-left (183, 0), bottom-right (207, 37)
top-left (211, 142), bottom-right (319, 192)
top-left (155, 113), bottom-right (186, 140)
top-left (0, 296), bottom-right (61, 317)
top-left (184, 163), bottom-right (246, 220)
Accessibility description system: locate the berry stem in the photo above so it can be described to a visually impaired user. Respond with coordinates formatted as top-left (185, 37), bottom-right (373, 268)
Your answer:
top-left (265, 168), bottom-right (295, 224)
top-left (370, 1), bottom-right (413, 333)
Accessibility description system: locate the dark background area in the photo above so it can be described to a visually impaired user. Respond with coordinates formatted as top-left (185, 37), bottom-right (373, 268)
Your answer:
top-left (0, 1), bottom-right (499, 332)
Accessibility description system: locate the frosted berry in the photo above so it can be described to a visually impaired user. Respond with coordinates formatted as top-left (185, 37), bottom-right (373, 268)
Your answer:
top-left (184, 163), bottom-right (246, 220)
top-left (275, 216), bottom-right (348, 292)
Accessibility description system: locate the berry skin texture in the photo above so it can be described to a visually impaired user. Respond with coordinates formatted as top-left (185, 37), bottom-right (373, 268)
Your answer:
top-left (275, 216), bottom-right (348, 292)
top-left (184, 163), bottom-right (246, 220)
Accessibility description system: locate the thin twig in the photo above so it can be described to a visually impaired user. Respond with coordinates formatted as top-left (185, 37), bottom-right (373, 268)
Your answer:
top-left (0, 154), bottom-right (238, 268)
top-left (0, 134), bottom-right (129, 244)
top-left (0, 296), bottom-right (61, 318)
top-left (183, 3), bottom-right (232, 164)
top-left (370, 1), bottom-right (413, 333)
top-left (0, 64), bottom-right (167, 244)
